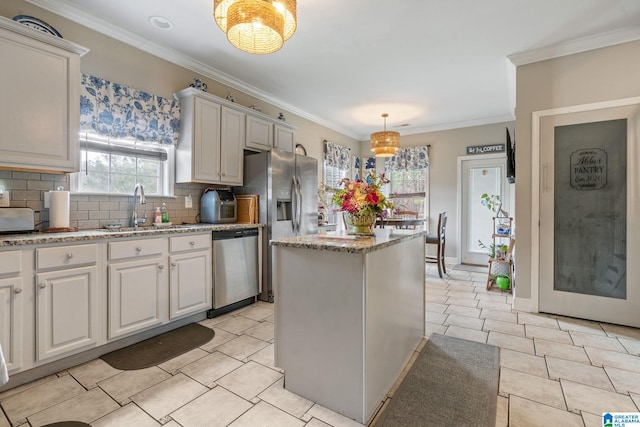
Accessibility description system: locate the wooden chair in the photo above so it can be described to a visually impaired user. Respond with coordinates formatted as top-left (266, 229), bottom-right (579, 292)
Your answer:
top-left (425, 212), bottom-right (447, 278)
top-left (394, 210), bottom-right (419, 229)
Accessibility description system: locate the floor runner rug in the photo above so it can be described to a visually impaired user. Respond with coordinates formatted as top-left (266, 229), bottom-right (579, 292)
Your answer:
top-left (376, 333), bottom-right (499, 427)
top-left (101, 323), bottom-right (214, 370)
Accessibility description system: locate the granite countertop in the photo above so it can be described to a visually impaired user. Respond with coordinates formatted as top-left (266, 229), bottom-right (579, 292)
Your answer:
top-left (270, 229), bottom-right (427, 254)
top-left (0, 223), bottom-right (263, 247)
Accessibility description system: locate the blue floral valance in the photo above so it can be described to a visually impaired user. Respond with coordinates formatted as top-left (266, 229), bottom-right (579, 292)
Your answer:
top-left (324, 140), bottom-right (351, 170)
top-left (80, 74), bottom-right (180, 145)
top-left (384, 146), bottom-right (430, 172)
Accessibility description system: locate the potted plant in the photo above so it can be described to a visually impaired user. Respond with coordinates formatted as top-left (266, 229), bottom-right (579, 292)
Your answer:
top-left (496, 244), bottom-right (509, 259)
top-left (494, 274), bottom-right (510, 290)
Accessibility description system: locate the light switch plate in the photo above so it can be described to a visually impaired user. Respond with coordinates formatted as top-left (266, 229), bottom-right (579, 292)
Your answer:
top-left (44, 191), bottom-right (50, 208)
top-left (185, 194), bottom-right (193, 208)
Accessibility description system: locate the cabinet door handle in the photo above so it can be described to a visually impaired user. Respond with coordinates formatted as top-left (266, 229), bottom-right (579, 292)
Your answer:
top-left (190, 241), bottom-right (195, 246)
top-left (136, 247), bottom-right (142, 252)
top-left (66, 253), bottom-right (74, 259)
top-left (221, 173), bottom-right (226, 177)
top-left (39, 283), bottom-right (46, 289)
top-left (158, 265), bottom-right (164, 270)
top-left (14, 288), bottom-right (22, 294)
top-left (171, 262), bottom-right (177, 268)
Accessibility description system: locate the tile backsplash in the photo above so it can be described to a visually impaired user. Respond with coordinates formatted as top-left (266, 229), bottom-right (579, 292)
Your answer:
top-left (0, 171), bottom-right (210, 230)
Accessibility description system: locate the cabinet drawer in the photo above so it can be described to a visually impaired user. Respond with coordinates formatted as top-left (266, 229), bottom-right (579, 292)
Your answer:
top-left (109, 238), bottom-right (165, 261)
top-left (170, 233), bottom-right (210, 253)
top-left (0, 251), bottom-right (21, 276)
top-left (36, 244), bottom-right (98, 270)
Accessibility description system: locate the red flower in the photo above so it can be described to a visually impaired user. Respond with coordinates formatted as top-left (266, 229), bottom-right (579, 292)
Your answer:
top-left (365, 191), bottom-right (380, 205)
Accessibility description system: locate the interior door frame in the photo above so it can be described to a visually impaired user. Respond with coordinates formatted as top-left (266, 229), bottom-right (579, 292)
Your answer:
top-left (531, 96), bottom-right (640, 313)
top-left (456, 153), bottom-right (508, 265)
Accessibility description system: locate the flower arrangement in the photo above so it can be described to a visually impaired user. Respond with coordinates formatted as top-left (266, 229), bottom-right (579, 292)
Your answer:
top-left (331, 173), bottom-right (393, 217)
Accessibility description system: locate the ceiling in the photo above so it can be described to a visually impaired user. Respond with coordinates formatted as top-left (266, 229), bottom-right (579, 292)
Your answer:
top-left (27, 0), bottom-right (640, 140)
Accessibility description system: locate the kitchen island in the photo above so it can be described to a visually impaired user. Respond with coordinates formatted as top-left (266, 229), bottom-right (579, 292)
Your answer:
top-left (271, 229), bottom-right (426, 424)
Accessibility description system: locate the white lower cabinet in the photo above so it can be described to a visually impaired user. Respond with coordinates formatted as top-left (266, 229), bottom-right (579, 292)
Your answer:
top-left (107, 238), bottom-right (168, 340)
top-left (35, 244), bottom-right (100, 362)
top-left (0, 275), bottom-right (23, 372)
top-left (35, 266), bottom-right (99, 361)
top-left (169, 234), bottom-right (212, 320)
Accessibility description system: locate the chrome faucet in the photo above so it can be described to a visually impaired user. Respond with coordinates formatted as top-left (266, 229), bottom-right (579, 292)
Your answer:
top-left (132, 183), bottom-right (147, 228)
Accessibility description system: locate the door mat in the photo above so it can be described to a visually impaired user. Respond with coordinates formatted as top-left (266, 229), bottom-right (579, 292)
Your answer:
top-left (452, 264), bottom-right (488, 273)
top-left (375, 334), bottom-right (499, 427)
top-left (101, 323), bottom-right (215, 370)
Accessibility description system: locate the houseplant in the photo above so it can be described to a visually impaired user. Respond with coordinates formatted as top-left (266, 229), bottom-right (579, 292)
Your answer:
top-left (332, 172), bottom-right (393, 235)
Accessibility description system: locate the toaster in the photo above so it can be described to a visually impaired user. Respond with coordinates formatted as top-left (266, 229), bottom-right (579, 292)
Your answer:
top-left (200, 189), bottom-right (237, 224)
top-left (0, 207), bottom-right (35, 234)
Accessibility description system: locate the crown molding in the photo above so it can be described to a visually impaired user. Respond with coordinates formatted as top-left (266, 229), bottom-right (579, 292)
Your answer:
top-left (393, 114), bottom-right (515, 139)
top-left (25, 0), bottom-right (362, 140)
top-left (508, 25), bottom-right (640, 66)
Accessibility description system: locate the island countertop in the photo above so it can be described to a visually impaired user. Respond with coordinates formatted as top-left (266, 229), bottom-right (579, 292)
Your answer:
top-left (269, 228), bottom-right (426, 254)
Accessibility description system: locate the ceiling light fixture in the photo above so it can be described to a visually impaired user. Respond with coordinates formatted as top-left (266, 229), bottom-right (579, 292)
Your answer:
top-left (213, 0), bottom-right (297, 54)
top-left (370, 113), bottom-right (400, 157)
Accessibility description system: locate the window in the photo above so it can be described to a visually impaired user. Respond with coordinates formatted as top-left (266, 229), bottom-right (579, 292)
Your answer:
top-left (384, 146), bottom-right (430, 218)
top-left (321, 141), bottom-right (351, 223)
top-left (72, 133), bottom-right (174, 196)
top-left (388, 168), bottom-right (429, 218)
top-left (75, 74), bottom-right (180, 195)
top-left (323, 162), bottom-right (350, 190)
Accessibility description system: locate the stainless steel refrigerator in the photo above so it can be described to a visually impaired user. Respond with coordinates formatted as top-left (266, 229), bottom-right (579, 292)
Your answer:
top-left (236, 149), bottom-right (318, 302)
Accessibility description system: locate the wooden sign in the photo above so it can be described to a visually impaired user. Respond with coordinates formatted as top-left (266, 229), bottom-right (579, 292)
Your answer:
top-left (466, 144), bottom-right (505, 155)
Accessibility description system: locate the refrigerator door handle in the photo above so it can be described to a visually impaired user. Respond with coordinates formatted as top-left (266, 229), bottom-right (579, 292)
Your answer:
top-left (296, 176), bottom-right (303, 233)
top-left (291, 176), bottom-right (298, 233)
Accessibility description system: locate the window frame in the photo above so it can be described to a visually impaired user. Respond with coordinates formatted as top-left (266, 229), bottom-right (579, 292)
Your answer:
top-left (71, 133), bottom-right (175, 197)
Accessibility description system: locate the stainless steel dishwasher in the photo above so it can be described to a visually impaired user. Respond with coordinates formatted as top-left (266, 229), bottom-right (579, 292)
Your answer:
top-left (211, 228), bottom-right (259, 311)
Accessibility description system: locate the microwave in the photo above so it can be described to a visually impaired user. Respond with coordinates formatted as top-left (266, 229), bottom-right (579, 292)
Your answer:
top-left (201, 189), bottom-right (237, 224)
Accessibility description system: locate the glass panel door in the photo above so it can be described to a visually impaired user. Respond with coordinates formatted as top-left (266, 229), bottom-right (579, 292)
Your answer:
top-left (460, 157), bottom-right (507, 266)
top-left (539, 102), bottom-right (640, 327)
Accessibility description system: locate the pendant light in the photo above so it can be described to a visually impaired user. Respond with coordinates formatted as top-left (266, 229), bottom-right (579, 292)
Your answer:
top-left (370, 113), bottom-right (400, 157)
top-left (213, 0), bottom-right (297, 54)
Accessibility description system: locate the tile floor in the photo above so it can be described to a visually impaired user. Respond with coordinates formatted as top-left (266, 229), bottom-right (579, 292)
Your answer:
top-left (1, 265), bottom-right (639, 426)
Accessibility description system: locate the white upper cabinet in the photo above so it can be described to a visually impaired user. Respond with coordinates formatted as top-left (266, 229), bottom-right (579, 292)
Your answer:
top-left (245, 115), bottom-right (273, 151)
top-left (0, 17), bottom-right (88, 173)
top-left (220, 106), bottom-right (245, 186)
top-left (175, 89), bottom-right (244, 185)
top-left (274, 124), bottom-right (295, 153)
top-left (175, 88), bottom-right (297, 184)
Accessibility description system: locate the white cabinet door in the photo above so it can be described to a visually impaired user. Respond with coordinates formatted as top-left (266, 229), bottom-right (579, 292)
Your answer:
top-left (274, 125), bottom-right (295, 153)
top-left (0, 277), bottom-right (23, 372)
top-left (35, 266), bottom-right (99, 361)
top-left (193, 97), bottom-right (222, 183)
top-left (220, 106), bottom-right (245, 185)
top-left (0, 18), bottom-right (87, 173)
top-left (108, 257), bottom-right (167, 339)
top-left (245, 115), bottom-right (273, 151)
top-left (169, 250), bottom-right (212, 319)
